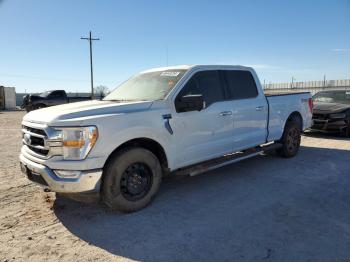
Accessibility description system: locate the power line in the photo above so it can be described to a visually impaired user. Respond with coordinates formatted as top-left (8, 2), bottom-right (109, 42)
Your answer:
top-left (81, 31), bottom-right (100, 99)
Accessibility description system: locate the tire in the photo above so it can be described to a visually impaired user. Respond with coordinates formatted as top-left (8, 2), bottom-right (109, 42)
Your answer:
top-left (24, 105), bottom-right (33, 112)
top-left (276, 119), bottom-right (301, 158)
top-left (102, 147), bottom-right (162, 212)
top-left (344, 117), bottom-right (350, 137)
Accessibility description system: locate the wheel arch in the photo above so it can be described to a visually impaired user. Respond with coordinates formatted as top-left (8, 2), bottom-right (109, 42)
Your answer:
top-left (285, 111), bottom-right (303, 130)
top-left (278, 111), bottom-right (303, 141)
top-left (103, 137), bottom-right (169, 173)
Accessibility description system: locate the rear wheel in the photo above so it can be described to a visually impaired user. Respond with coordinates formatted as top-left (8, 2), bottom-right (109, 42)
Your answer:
top-left (102, 148), bottom-right (162, 212)
top-left (344, 117), bottom-right (350, 137)
top-left (276, 119), bottom-right (301, 158)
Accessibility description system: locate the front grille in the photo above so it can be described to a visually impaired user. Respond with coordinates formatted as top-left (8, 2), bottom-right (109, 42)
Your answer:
top-left (30, 136), bottom-right (45, 146)
top-left (22, 125), bottom-right (49, 157)
top-left (22, 126), bottom-right (46, 136)
top-left (29, 147), bottom-right (49, 155)
top-left (312, 113), bottom-right (329, 120)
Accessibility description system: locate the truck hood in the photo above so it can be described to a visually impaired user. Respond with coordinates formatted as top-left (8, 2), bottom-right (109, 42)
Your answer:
top-left (23, 100), bottom-right (153, 125)
top-left (313, 102), bottom-right (350, 114)
top-left (23, 94), bottom-right (40, 104)
top-left (29, 94), bottom-right (41, 99)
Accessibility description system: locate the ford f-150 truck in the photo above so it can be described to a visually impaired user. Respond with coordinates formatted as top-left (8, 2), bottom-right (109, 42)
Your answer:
top-left (19, 65), bottom-right (313, 212)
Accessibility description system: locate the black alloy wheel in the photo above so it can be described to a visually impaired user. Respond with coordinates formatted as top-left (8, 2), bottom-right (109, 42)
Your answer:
top-left (102, 147), bottom-right (162, 212)
top-left (276, 119), bottom-right (301, 158)
top-left (285, 126), bottom-right (301, 153)
top-left (120, 163), bottom-right (153, 201)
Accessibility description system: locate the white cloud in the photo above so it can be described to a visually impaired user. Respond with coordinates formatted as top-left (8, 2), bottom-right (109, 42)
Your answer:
top-left (331, 48), bottom-right (349, 52)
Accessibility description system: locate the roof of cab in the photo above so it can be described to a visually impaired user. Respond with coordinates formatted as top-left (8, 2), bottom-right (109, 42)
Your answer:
top-left (140, 64), bottom-right (253, 74)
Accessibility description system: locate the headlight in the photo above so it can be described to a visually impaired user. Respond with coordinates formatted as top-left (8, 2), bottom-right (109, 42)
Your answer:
top-left (55, 126), bottom-right (98, 160)
top-left (329, 113), bottom-right (346, 119)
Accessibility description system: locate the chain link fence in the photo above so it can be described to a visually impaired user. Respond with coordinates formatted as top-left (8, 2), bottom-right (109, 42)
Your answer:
top-left (263, 79), bottom-right (350, 95)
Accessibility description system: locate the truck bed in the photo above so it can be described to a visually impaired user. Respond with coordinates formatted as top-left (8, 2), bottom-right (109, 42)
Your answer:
top-left (68, 96), bottom-right (92, 102)
top-left (265, 91), bottom-right (312, 142)
top-left (264, 90), bottom-right (310, 97)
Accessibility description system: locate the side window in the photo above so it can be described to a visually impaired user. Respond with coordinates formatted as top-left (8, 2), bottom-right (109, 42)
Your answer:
top-left (48, 91), bottom-right (57, 98)
top-left (57, 91), bottom-right (66, 98)
top-left (177, 70), bottom-right (225, 110)
top-left (49, 91), bottom-right (65, 98)
top-left (223, 70), bottom-right (258, 100)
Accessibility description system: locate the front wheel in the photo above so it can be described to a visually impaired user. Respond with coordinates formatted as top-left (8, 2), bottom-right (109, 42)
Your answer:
top-left (102, 148), bottom-right (162, 212)
top-left (34, 104), bottom-right (46, 110)
top-left (276, 120), bottom-right (301, 158)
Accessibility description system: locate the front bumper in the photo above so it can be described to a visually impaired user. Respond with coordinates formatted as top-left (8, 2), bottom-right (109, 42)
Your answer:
top-left (19, 153), bottom-right (102, 193)
top-left (311, 118), bottom-right (348, 132)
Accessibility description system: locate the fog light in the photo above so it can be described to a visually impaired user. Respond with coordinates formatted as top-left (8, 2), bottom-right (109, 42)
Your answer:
top-left (54, 170), bottom-right (82, 179)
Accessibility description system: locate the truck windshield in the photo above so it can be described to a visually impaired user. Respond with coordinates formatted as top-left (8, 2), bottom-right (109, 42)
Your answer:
top-left (313, 91), bottom-right (350, 104)
top-left (39, 91), bottom-right (51, 97)
top-left (104, 69), bottom-right (187, 101)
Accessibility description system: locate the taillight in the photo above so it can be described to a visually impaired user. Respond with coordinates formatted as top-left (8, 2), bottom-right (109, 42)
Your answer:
top-left (308, 98), bottom-right (313, 113)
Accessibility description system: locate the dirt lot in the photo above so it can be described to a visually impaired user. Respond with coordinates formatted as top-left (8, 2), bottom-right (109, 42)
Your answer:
top-left (0, 111), bottom-right (350, 262)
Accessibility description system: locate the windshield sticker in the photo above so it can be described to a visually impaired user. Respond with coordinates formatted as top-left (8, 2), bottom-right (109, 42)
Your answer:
top-left (161, 71), bottom-right (180, 77)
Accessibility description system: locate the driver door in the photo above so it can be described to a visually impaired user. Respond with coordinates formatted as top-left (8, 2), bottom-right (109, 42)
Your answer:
top-left (171, 70), bottom-right (234, 168)
top-left (47, 91), bottom-right (66, 106)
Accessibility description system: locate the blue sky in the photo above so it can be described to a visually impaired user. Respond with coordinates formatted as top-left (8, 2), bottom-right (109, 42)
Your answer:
top-left (0, 0), bottom-right (349, 93)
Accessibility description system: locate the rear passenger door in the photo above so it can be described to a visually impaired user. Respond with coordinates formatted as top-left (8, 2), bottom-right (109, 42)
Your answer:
top-left (222, 70), bottom-right (268, 151)
top-left (171, 70), bottom-right (234, 167)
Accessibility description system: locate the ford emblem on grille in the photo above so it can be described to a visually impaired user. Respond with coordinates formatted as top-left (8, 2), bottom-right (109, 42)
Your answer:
top-left (24, 133), bottom-right (31, 145)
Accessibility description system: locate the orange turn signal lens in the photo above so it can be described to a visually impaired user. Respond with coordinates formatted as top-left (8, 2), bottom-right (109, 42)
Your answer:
top-left (63, 140), bottom-right (86, 148)
top-left (90, 128), bottom-right (98, 147)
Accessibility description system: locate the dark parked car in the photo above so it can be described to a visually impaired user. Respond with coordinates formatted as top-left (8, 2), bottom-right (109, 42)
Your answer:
top-left (22, 90), bottom-right (92, 112)
top-left (311, 90), bottom-right (350, 136)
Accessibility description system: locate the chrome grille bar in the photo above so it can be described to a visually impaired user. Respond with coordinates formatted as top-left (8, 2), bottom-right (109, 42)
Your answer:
top-left (22, 122), bottom-right (63, 159)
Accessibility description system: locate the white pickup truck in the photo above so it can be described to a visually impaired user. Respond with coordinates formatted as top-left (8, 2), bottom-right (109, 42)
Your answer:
top-left (20, 65), bottom-right (313, 212)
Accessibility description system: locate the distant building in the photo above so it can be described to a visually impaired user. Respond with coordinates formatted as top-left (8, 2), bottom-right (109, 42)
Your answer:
top-left (0, 86), bottom-right (16, 110)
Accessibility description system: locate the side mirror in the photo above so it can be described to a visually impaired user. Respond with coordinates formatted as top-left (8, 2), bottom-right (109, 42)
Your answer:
top-left (176, 94), bottom-right (204, 112)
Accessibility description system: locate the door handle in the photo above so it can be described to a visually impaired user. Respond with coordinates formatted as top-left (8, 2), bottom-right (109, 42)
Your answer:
top-left (255, 106), bottom-right (264, 111)
top-left (219, 111), bottom-right (232, 116)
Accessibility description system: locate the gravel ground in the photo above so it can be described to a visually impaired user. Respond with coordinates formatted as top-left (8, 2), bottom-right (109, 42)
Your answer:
top-left (1, 111), bottom-right (350, 262)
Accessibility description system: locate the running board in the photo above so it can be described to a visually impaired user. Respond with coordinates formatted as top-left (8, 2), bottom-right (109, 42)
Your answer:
top-left (173, 143), bottom-right (282, 177)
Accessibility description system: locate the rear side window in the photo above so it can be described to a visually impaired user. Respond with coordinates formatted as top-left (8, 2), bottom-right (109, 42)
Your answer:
top-left (177, 70), bottom-right (225, 107)
top-left (223, 70), bottom-right (258, 100)
top-left (50, 91), bottom-right (65, 98)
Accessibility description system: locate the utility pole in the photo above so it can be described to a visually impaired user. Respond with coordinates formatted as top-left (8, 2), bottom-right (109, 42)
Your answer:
top-left (291, 76), bottom-right (295, 88)
top-left (81, 31), bottom-right (100, 99)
